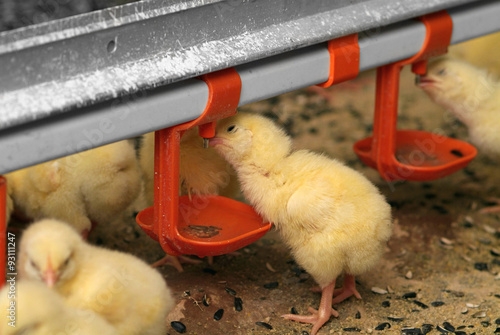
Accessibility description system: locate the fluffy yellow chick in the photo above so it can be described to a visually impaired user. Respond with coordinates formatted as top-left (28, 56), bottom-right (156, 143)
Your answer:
top-left (140, 129), bottom-right (238, 205)
top-left (6, 140), bottom-right (141, 236)
top-left (419, 57), bottom-right (500, 212)
top-left (209, 112), bottom-right (393, 335)
top-left (0, 280), bottom-right (118, 335)
top-left (449, 32), bottom-right (500, 75)
top-left (19, 219), bottom-right (175, 335)
top-left (140, 129), bottom-right (239, 270)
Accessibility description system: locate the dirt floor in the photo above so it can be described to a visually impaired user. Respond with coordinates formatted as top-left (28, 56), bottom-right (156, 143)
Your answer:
top-left (8, 68), bottom-right (500, 335)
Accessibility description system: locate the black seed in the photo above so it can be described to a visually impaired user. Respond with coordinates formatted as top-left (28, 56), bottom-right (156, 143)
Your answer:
top-left (171, 321), bottom-right (186, 333)
top-left (263, 282), bottom-right (279, 289)
top-left (302, 332), bottom-right (309, 335)
top-left (202, 294), bottom-right (210, 306)
top-left (255, 321), bottom-right (273, 330)
top-left (451, 149), bottom-right (464, 157)
top-left (388, 316), bottom-right (404, 322)
top-left (421, 324), bottom-right (433, 334)
top-left (290, 307), bottom-right (298, 314)
top-left (234, 297), bottom-right (243, 312)
top-left (402, 328), bottom-right (423, 335)
top-left (342, 327), bottom-right (361, 332)
top-left (474, 262), bottom-right (489, 271)
top-left (432, 205), bottom-right (449, 214)
top-left (481, 321), bottom-right (490, 327)
top-left (381, 300), bottom-right (391, 307)
top-left (355, 311), bottom-right (361, 319)
top-left (214, 309), bottom-right (224, 321)
top-left (203, 268), bottom-right (217, 275)
top-left (225, 287), bottom-right (237, 296)
top-left (463, 221), bottom-right (474, 228)
top-left (491, 249), bottom-right (500, 257)
top-left (495, 327), bottom-right (500, 333)
top-left (454, 332), bottom-right (467, 335)
top-left (403, 292), bottom-right (417, 299)
top-left (442, 321), bottom-right (455, 332)
top-left (495, 318), bottom-right (500, 325)
top-left (457, 326), bottom-right (466, 330)
top-left (413, 300), bottom-right (429, 309)
top-left (375, 322), bottom-right (391, 330)
top-left (495, 294), bottom-right (500, 299)
top-left (436, 325), bottom-right (449, 333)
top-left (431, 301), bottom-right (445, 307)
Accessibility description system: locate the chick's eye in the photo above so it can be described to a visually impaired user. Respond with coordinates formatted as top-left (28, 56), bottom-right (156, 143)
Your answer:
top-left (30, 260), bottom-right (39, 270)
top-left (437, 68), bottom-right (446, 76)
top-left (227, 125), bottom-right (237, 133)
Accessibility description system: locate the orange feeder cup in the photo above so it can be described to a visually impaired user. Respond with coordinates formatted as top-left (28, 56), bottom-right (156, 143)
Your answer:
top-left (136, 68), bottom-right (272, 258)
top-left (354, 11), bottom-right (477, 181)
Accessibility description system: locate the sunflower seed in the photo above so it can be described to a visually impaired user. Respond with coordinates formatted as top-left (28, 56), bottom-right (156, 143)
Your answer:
top-left (461, 307), bottom-right (468, 314)
top-left (413, 300), bottom-right (429, 309)
top-left (474, 262), bottom-right (489, 271)
top-left (484, 225), bottom-right (496, 234)
top-left (203, 268), bottom-right (217, 275)
top-left (290, 307), bottom-right (298, 314)
top-left (255, 321), bottom-right (273, 330)
top-left (431, 301), bottom-right (445, 307)
top-left (421, 324), bottom-right (433, 334)
top-left (491, 249), bottom-right (500, 257)
top-left (402, 292), bottom-right (417, 299)
top-left (375, 322), bottom-right (391, 330)
top-left (266, 262), bottom-right (277, 272)
top-left (225, 287), bottom-right (237, 296)
top-left (343, 327), bottom-right (361, 332)
top-left (355, 311), bottom-right (361, 319)
top-left (405, 271), bottom-right (413, 279)
top-left (381, 301), bottom-right (390, 307)
top-left (401, 328), bottom-right (422, 335)
top-left (466, 303), bottom-right (480, 308)
top-left (387, 316), bottom-right (404, 322)
top-left (263, 282), bottom-right (279, 289)
top-left (371, 287), bottom-right (388, 294)
top-left (440, 237), bottom-right (454, 245)
top-left (442, 321), bottom-right (455, 332)
top-left (171, 321), bottom-right (186, 333)
top-left (202, 294), bottom-right (210, 307)
top-left (234, 297), bottom-right (243, 312)
top-left (214, 309), bottom-right (224, 321)
top-left (473, 311), bottom-right (487, 318)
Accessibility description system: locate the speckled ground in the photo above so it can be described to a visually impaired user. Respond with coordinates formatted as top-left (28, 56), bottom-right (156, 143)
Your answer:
top-left (73, 68), bottom-right (500, 334)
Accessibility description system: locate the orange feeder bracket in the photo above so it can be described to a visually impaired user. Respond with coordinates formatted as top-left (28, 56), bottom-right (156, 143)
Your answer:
top-left (136, 68), bottom-right (272, 258)
top-left (353, 11), bottom-right (477, 181)
top-left (0, 176), bottom-right (6, 287)
top-left (317, 33), bottom-right (360, 88)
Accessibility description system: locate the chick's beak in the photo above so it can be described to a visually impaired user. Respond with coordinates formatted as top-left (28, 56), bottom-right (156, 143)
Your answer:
top-left (42, 267), bottom-right (59, 288)
top-left (208, 137), bottom-right (224, 147)
top-left (417, 76), bottom-right (435, 87)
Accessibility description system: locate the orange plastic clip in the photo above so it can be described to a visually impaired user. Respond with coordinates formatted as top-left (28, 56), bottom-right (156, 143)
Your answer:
top-left (317, 33), bottom-right (360, 87)
top-left (0, 176), bottom-right (6, 287)
top-left (136, 68), bottom-right (272, 258)
top-left (354, 11), bottom-right (477, 181)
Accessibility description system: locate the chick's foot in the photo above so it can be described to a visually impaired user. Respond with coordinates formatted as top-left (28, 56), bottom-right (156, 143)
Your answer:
top-left (282, 281), bottom-right (338, 335)
top-left (479, 198), bottom-right (500, 214)
top-left (332, 274), bottom-right (362, 305)
top-left (151, 254), bottom-right (202, 272)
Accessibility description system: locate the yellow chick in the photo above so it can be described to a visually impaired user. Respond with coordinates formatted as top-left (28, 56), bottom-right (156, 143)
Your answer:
top-left (139, 129), bottom-right (238, 205)
top-left (6, 140), bottom-right (141, 236)
top-left (449, 32), bottom-right (500, 75)
top-left (0, 280), bottom-right (118, 335)
top-left (4, 178), bottom-right (13, 224)
top-left (419, 57), bottom-right (500, 157)
top-left (419, 57), bottom-right (500, 212)
top-left (209, 112), bottom-right (393, 335)
top-left (18, 219), bottom-right (175, 335)
top-left (140, 129), bottom-right (239, 270)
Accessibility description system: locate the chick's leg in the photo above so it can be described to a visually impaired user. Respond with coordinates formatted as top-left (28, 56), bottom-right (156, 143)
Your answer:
top-left (151, 254), bottom-right (202, 272)
top-left (282, 281), bottom-right (338, 335)
top-left (332, 274), bottom-right (362, 304)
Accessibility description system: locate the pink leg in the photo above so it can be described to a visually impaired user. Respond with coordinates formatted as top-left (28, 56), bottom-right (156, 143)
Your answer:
top-left (282, 281), bottom-right (339, 335)
top-left (151, 254), bottom-right (202, 272)
top-left (479, 198), bottom-right (500, 214)
top-left (332, 274), bottom-right (362, 305)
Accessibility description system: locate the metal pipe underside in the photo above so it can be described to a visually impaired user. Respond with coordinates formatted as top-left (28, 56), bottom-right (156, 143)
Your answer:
top-left (1, 0), bottom-right (499, 174)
